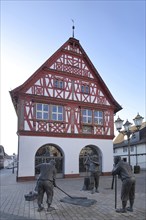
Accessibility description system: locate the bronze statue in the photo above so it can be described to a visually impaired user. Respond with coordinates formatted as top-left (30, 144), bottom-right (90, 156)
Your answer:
top-left (112, 156), bottom-right (136, 213)
top-left (35, 159), bottom-right (56, 212)
top-left (84, 153), bottom-right (100, 194)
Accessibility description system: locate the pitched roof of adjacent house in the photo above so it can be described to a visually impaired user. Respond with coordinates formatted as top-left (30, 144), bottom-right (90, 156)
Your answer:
top-left (113, 122), bottom-right (146, 147)
top-left (10, 37), bottom-right (122, 114)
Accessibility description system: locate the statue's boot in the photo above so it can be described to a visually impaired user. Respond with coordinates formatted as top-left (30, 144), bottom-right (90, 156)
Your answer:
top-left (116, 201), bottom-right (127, 213)
top-left (95, 188), bottom-right (99, 193)
top-left (47, 204), bottom-right (55, 212)
top-left (126, 200), bottom-right (134, 212)
top-left (91, 189), bottom-right (95, 194)
top-left (37, 205), bottom-right (44, 212)
top-left (116, 208), bottom-right (127, 213)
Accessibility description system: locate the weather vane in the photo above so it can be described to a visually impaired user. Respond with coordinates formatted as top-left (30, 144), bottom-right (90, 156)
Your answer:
top-left (71, 19), bottom-right (75, 38)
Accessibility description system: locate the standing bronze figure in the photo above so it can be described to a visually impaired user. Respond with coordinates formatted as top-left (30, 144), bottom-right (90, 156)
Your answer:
top-left (112, 156), bottom-right (136, 213)
top-left (35, 159), bottom-right (56, 212)
top-left (84, 153), bottom-right (100, 194)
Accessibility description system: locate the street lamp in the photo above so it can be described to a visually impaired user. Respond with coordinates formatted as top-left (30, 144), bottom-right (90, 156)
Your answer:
top-left (114, 113), bottom-right (144, 166)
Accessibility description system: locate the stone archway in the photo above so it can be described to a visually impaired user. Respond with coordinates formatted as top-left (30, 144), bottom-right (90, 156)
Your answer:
top-left (35, 143), bottom-right (64, 178)
top-left (79, 145), bottom-right (102, 176)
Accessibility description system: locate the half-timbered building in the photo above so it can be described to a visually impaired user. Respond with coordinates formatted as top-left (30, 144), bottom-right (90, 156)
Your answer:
top-left (10, 37), bottom-right (122, 181)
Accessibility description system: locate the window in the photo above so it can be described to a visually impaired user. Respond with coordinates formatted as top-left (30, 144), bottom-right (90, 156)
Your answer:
top-left (114, 149), bottom-right (117, 153)
top-left (54, 78), bottom-right (64, 89)
top-left (82, 109), bottom-right (92, 124)
top-left (36, 103), bottom-right (63, 121)
top-left (123, 147), bottom-right (128, 152)
top-left (81, 84), bottom-right (90, 94)
top-left (36, 103), bottom-right (49, 120)
top-left (81, 109), bottom-right (104, 125)
top-left (82, 109), bottom-right (104, 125)
top-left (52, 105), bottom-right (63, 121)
top-left (94, 111), bottom-right (103, 125)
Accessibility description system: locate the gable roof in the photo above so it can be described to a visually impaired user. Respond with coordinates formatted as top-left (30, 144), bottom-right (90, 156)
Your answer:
top-left (10, 37), bottom-right (122, 113)
top-left (113, 122), bottom-right (146, 146)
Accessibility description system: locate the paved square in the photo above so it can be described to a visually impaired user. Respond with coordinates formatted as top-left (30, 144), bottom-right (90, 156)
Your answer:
top-left (0, 169), bottom-right (146, 220)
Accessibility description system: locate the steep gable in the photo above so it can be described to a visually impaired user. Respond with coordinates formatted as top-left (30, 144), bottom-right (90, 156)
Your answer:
top-left (10, 37), bottom-right (122, 113)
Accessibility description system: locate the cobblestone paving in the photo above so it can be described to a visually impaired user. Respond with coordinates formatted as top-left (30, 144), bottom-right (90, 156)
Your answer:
top-left (0, 169), bottom-right (146, 220)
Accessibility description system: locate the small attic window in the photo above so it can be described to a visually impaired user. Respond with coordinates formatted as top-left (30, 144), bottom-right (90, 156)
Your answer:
top-left (81, 84), bottom-right (90, 94)
top-left (54, 78), bottom-right (64, 89)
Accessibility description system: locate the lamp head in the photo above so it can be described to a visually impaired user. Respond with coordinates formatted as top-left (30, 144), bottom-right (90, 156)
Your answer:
top-left (123, 119), bottom-right (132, 132)
top-left (114, 116), bottom-right (124, 131)
top-left (133, 113), bottom-right (143, 130)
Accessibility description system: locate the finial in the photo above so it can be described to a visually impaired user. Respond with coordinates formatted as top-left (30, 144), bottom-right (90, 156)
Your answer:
top-left (71, 19), bottom-right (75, 38)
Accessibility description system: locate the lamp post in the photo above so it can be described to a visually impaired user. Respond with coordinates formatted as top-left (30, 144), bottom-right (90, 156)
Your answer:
top-left (114, 113), bottom-right (143, 166)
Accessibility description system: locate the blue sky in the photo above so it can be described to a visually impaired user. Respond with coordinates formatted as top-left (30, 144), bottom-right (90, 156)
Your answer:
top-left (1, 0), bottom-right (145, 155)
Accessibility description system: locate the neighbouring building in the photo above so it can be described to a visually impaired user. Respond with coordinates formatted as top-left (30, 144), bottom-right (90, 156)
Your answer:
top-left (10, 36), bottom-right (122, 181)
top-left (0, 145), bottom-right (15, 169)
top-left (0, 145), bottom-right (5, 169)
top-left (113, 122), bottom-right (146, 170)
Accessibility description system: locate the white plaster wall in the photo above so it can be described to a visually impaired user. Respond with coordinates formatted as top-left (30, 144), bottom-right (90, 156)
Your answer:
top-left (18, 136), bottom-right (113, 177)
top-left (137, 143), bottom-right (146, 169)
top-left (114, 143), bottom-right (146, 169)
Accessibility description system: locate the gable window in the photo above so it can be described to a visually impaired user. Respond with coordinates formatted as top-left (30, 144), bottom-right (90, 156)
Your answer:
top-left (54, 78), bottom-right (64, 89)
top-left (52, 105), bottom-right (63, 121)
top-left (82, 109), bottom-right (92, 124)
top-left (94, 111), bottom-right (103, 125)
top-left (36, 103), bottom-right (49, 120)
top-left (81, 84), bottom-right (90, 94)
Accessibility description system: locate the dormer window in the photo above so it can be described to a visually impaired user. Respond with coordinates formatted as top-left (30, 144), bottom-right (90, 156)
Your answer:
top-left (54, 78), bottom-right (64, 89)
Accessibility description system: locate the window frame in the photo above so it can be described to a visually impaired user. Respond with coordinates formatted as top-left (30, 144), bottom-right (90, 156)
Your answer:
top-left (51, 105), bottom-right (64, 121)
top-left (54, 78), bottom-right (64, 89)
top-left (36, 103), bottom-right (49, 120)
top-left (81, 84), bottom-right (90, 94)
top-left (123, 147), bottom-right (128, 153)
top-left (94, 110), bottom-right (103, 125)
top-left (35, 103), bottom-right (64, 122)
top-left (82, 109), bottom-right (92, 124)
top-left (81, 108), bottom-right (104, 126)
